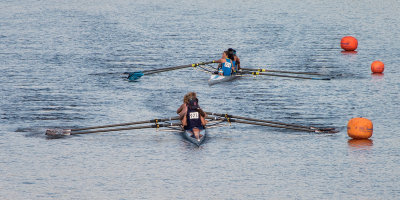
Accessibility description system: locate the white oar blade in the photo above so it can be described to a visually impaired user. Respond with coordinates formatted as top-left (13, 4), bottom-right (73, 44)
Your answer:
top-left (46, 129), bottom-right (71, 136)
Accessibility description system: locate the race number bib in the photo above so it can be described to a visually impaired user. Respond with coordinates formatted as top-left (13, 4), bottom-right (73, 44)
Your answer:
top-left (189, 112), bottom-right (199, 119)
top-left (223, 62), bottom-right (232, 69)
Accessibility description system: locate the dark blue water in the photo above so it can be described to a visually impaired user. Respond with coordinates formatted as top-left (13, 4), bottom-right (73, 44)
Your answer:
top-left (1, 0), bottom-right (400, 199)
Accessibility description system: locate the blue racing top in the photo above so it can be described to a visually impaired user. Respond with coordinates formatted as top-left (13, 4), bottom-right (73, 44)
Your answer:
top-left (222, 58), bottom-right (236, 76)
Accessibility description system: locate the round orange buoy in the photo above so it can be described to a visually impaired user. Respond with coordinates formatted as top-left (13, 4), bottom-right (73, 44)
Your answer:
top-left (341, 36), bottom-right (358, 51)
top-left (371, 60), bottom-right (384, 73)
top-left (347, 117), bottom-right (373, 139)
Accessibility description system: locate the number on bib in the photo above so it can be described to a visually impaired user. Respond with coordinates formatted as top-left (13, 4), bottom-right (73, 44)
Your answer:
top-left (189, 112), bottom-right (199, 119)
top-left (224, 62), bottom-right (232, 69)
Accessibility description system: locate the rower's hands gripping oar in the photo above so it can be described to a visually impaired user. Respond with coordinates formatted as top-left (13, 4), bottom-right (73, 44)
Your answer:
top-left (124, 61), bottom-right (215, 81)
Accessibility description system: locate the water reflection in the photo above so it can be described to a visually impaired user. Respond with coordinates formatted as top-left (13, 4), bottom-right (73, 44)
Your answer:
top-left (340, 50), bottom-right (358, 62)
top-left (341, 50), bottom-right (358, 55)
top-left (347, 138), bottom-right (373, 150)
top-left (371, 73), bottom-right (384, 80)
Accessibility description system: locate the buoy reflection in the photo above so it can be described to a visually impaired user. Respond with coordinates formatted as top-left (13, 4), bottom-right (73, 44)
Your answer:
top-left (371, 73), bottom-right (384, 80)
top-left (348, 138), bottom-right (373, 150)
top-left (341, 50), bottom-right (358, 54)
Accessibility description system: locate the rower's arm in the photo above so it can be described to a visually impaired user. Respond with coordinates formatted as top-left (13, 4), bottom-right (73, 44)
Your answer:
top-left (201, 116), bottom-right (207, 126)
top-left (235, 56), bottom-right (241, 69)
top-left (214, 58), bottom-right (224, 63)
top-left (181, 115), bottom-right (187, 126)
top-left (176, 104), bottom-right (184, 114)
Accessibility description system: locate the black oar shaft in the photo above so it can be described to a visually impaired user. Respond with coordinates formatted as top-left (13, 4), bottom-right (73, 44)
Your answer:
top-left (71, 117), bottom-right (180, 131)
top-left (241, 68), bottom-right (323, 76)
top-left (207, 112), bottom-right (312, 129)
top-left (144, 67), bottom-right (190, 75)
top-left (229, 119), bottom-right (314, 132)
top-left (207, 112), bottom-right (337, 133)
top-left (71, 122), bottom-right (182, 135)
top-left (142, 65), bottom-right (192, 74)
top-left (245, 71), bottom-right (330, 80)
top-left (141, 61), bottom-right (215, 74)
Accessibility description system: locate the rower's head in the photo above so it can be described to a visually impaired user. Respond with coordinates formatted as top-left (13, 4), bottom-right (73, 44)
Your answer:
top-left (222, 51), bottom-right (227, 59)
top-left (227, 48), bottom-right (236, 55)
top-left (188, 98), bottom-right (199, 110)
top-left (184, 92), bottom-right (197, 104)
top-left (225, 50), bottom-right (235, 60)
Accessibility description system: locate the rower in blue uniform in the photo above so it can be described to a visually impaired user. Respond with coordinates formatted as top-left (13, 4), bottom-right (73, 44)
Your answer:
top-left (227, 48), bottom-right (240, 70)
top-left (181, 98), bottom-right (207, 141)
top-left (215, 50), bottom-right (237, 76)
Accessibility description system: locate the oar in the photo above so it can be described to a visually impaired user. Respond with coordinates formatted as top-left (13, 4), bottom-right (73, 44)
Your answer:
top-left (243, 71), bottom-right (331, 80)
top-left (46, 117), bottom-right (180, 136)
top-left (241, 68), bottom-right (324, 76)
top-left (50, 117), bottom-right (226, 135)
top-left (228, 118), bottom-right (315, 132)
top-left (207, 112), bottom-right (337, 133)
top-left (207, 112), bottom-right (317, 129)
top-left (125, 61), bottom-right (215, 81)
top-left (67, 122), bottom-right (182, 135)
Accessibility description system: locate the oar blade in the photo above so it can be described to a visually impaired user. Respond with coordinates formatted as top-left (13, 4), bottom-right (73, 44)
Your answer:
top-left (127, 72), bottom-right (144, 81)
top-left (46, 129), bottom-right (71, 136)
top-left (313, 128), bottom-right (340, 133)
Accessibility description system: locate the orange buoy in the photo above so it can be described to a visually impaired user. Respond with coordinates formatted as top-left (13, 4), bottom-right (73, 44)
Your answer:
top-left (347, 117), bottom-right (373, 139)
top-left (371, 60), bottom-right (384, 73)
top-left (341, 36), bottom-right (358, 51)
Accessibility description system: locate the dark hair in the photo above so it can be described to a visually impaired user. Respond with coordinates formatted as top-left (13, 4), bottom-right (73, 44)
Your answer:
top-left (227, 48), bottom-right (236, 55)
top-left (225, 50), bottom-right (235, 60)
top-left (183, 92), bottom-right (197, 104)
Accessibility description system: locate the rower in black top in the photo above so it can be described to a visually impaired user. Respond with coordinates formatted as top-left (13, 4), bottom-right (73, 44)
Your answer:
top-left (182, 98), bottom-right (207, 141)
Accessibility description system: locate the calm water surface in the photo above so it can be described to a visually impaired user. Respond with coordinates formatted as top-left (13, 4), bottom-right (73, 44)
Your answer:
top-left (1, 0), bottom-right (400, 199)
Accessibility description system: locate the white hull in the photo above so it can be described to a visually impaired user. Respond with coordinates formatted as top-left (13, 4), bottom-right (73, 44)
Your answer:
top-left (182, 129), bottom-right (207, 146)
top-left (208, 74), bottom-right (240, 85)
